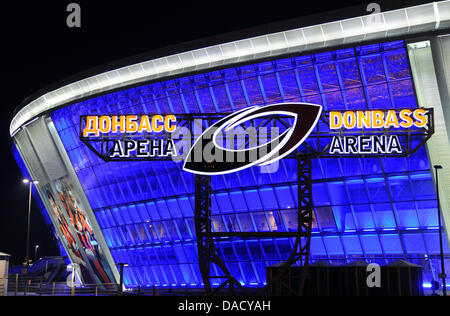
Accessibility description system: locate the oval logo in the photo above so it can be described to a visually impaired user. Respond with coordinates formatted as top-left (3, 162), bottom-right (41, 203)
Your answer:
top-left (183, 102), bottom-right (322, 175)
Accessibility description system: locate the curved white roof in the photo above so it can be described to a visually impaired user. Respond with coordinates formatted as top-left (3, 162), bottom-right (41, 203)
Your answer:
top-left (10, 1), bottom-right (450, 136)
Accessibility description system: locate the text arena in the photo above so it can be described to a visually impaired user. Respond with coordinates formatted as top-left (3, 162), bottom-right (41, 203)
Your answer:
top-left (328, 109), bottom-right (430, 155)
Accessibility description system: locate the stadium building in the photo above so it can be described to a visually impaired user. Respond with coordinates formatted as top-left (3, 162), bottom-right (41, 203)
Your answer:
top-left (10, 1), bottom-right (450, 291)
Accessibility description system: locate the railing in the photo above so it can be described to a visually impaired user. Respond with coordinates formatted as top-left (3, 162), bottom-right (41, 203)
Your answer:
top-left (0, 275), bottom-right (120, 296)
top-left (0, 275), bottom-right (253, 296)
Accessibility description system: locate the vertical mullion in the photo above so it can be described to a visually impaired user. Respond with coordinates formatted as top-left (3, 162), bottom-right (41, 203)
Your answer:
top-left (313, 63), bottom-right (328, 108)
top-left (334, 60), bottom-right (349, 110)
top-left (275, 71), bottom-right (286, 102)
top-left (163, 89), bottom-right (175, 113)
top-left (362, 175), bottom-right (389, 264)
top-left (293, 65), bottom-right (307, 103)
top-left (178, 86), bottom-right (191, 114)
top-left (338, 161), bottom-right (368, 260)
top-left (240, 77), bottom-right (251, 106)
top-left (208, 85), bottom-right (220, 112)
top-left (256, 74), bottom-right (268, 104)
top-left (381, 49), bottom-right (397, 109)
top-left (193, 87), bottom-right (205, 113)
top-left (223, 81), bottom-right (236, 111)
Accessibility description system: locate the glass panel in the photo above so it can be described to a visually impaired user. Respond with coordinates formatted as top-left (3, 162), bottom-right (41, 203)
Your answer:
top-left (242, 191), bottom-right (262, 212)
top-left (323, 236), bottom-right (344, 255)
top-left (387, 176), bottom-right (414, 201)
top-left (237, 213), bottom-right (255, 232)
top-left (215, 193), bottom-right (233, 213)
top-left (326, 182), bottom-right (349, 205)
top-left (360, 235), bottom-right (383, 255)
top-left (310, 237), bottom-right (327, 256)
top-left (403, 233), bottom-right (426, 254)
top-left (393, 201), bottom-right (420, 229)
top-left (332, 205), bottom-right (356, 232)
top-left (316, 206), bottom-right (337, 232)
top-left (353, 204), bottom-right (376, 230)
top-left (345, 179), bottom-right (369, 204)
top-left (252, 212), bottom-right (270, 232)
top-left (416, 200), bottom-right (438, 227)
top-left (274, 186), bottom-right (295, 209)
top-left (259, 188), bottom-right (278, 210)
top-left (229, 191), bottom-right (247, 212)
top-left (342, 235), bottom-right (363, 255)
top-left (379, 234), bottom-right (403, 254)
top-left (372, 203), bottom-right (396, 229)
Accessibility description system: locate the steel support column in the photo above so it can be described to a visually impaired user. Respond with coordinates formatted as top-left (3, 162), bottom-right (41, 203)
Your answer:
top-left (194, 156), bottom-right (313, 296)
top-left (194, 174), bottom-right (242, 296)
top-left (295, 155), bottom-right (313, 295)
top-left (262, 155), bottom-right (313, 295)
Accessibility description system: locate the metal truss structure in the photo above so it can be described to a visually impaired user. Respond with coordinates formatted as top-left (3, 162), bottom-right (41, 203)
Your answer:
top-left (194, 174), bottom-right (244, 295)
top-left (193, 156), bottom-right (312, 296)
top-left (79, 109), bottom-right (435, 296)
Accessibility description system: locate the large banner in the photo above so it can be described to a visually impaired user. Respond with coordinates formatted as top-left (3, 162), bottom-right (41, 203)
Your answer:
top-left (42, 176), bottom-right (113, 284)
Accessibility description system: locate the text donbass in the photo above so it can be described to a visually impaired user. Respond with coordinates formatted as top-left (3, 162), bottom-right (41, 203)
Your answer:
top-left (329, 109), bottom-right (428, 130)
top-left (81, 114), bottom-right (179, 159)
top-left (82, 114), bottom-right (177, 137)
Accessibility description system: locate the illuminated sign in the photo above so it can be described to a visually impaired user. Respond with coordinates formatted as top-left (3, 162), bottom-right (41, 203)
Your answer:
top-left (82, 114), bottom-right (178, 158)
top-left (329, 109), bottom-right (428, 130)
top-left (327, 109), bottom-right (429, 155)
top-left (183, 103), bottom-right (322, 175)
top-left (79, 104), bottom-right (433, 175)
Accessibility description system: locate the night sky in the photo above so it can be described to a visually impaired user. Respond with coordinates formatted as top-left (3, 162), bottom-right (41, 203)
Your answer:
top-left (0, 0), bottom-right (434, 265)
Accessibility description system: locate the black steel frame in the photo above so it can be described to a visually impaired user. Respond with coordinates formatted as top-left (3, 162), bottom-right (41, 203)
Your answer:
top-left (194, 174), bottom-right (244, 295)
top-left (192, 156), bottom-right (313, 296)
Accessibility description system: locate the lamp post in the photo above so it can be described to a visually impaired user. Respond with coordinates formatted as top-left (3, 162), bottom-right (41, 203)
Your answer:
top-left (434, 165), bottom-right (446, 296)
top-left (117, 263), bottom-right (128, 295)
top-left (22, 179), bottom-right (39, 271)
top-left (34, 245), bottom-right (39, 261)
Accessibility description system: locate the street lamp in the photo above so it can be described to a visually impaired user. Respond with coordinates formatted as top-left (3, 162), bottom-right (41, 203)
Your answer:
top-left (22, 178), bottom-right (39, 271)
top-left (434, 165), bottom-right (446, 296)
top-left (34, 245), bottom-right (39, 261)
top-left (116, 263), bottom-right (129, 295)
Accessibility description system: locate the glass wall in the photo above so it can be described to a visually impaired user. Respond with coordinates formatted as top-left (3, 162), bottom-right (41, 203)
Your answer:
top-left (49, 40), bottom-right (447, 288)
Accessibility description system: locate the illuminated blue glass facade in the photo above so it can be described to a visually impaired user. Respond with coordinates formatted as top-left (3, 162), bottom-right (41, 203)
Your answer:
top-left (49, 40), bottom-right (449, 288)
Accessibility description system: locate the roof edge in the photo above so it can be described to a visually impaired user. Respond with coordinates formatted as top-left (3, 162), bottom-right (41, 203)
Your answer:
top-left (10, 1), bottom-right (450, 136)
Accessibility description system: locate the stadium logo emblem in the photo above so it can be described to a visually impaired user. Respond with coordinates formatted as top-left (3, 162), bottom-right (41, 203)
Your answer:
top-left (183, 103), bottom-right (322, 175)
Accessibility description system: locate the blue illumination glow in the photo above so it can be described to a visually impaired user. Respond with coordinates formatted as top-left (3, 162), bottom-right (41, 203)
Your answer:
top-left (423, 283), bottom-right (450, 289)
top-left (12, 143), bottom-right (71, 265)
top-left (48, 40), bottom-right (448, 288)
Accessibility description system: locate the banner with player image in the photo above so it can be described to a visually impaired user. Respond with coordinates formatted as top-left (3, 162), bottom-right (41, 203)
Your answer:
top-left (42, 176), bottom-right (114, 285)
